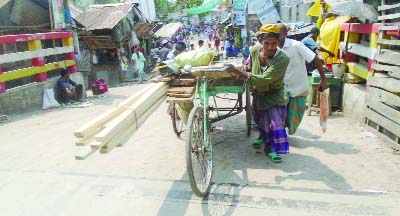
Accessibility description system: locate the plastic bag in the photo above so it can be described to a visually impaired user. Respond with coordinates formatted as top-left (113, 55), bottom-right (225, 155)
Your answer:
top-left (319, 88), bottom-right (330, 133)
top-left (42, 88), bottom-right (60, 109)
top-left (91, 79), bottom-right (108, 95)
top-left (173, 49), bottom-right (217, 68)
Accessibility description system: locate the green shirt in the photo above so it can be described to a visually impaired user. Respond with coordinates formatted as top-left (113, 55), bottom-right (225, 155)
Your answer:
top-left (246, 46), bottom-right (290, 110)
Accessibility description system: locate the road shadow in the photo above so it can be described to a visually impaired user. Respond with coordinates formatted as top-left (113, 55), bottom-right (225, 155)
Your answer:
top-left (211, 114), bottom-right (353, 191)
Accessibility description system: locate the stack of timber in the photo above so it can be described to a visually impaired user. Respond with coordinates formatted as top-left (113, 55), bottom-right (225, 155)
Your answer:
top-left (74, 82), bottom-right (168, 160)
top-left (367, 2), bottom-right (400, 147)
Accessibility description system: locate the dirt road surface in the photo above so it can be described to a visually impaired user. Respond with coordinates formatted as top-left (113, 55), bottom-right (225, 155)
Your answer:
top-left (1, 83), bottom-right (400, 216)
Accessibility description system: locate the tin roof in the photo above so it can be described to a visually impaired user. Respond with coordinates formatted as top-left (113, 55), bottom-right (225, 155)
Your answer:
top-left (0, 0), bottom-right (12, 8)
top-left (75, 3), bottom-right (135, 31)
top-left (10, 0), bottom-right (49, 26)
top-left (134, 22), bottom-right (163, 38)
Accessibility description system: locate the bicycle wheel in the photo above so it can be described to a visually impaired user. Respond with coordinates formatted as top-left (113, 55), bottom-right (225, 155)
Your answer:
top-left (245, 85), bottom-right (252, 137)
top-left (185, 105), bottom-right (213, 197)
top-left (172, 103), bottom-right (184, 137)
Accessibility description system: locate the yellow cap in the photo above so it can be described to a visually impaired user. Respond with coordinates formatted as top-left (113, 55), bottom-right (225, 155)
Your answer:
top-left (258, 24), bottom-right (280, 34)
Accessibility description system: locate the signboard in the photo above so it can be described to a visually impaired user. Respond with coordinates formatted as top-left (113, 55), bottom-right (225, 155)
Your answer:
top-left (249, 0), bottom-right (280, 24)
top-left (235, 11), bottom-right (246, 26)
top-left (51, 0), bottom-right (66, 30)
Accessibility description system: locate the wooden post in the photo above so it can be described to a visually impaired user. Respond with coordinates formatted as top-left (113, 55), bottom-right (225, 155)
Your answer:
top-left (0, 64), bottom-right (5, 93)
top-left (62, 36), bottom-right (77, 73)
top-left (28, 39), bottom-right (47, 82)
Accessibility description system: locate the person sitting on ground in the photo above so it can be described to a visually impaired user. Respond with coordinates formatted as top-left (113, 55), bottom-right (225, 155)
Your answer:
top-left (57, 69), bottom-right (83, 104)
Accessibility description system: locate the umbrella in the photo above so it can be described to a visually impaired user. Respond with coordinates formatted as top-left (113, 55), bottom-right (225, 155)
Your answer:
top-left (324, 0), bottom-right (379, 22)
top-left (154, 22), bottom-right (184, 38)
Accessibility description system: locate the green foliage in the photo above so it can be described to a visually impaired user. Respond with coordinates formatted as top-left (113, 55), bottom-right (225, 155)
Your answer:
top-left (155, 0), bottom-right (205, 21)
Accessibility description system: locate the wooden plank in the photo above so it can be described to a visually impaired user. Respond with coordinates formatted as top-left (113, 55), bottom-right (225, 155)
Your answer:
top-left (374, 50), bottom-right (400, 65)
top-left (74, 84), bottom-right (153, 138)
top-left (166, 87), bottom-right (194, 94)
top-left (372, 63), bottom-right (400, 78)
top-left (368, 77), bottom-right (400, 93)
top-left (365, 108), bottom-right (400, 137)
top-left (377, 39), bottom-right (400, 46)
top-left (100, 96), bottom-right (166, 154)
top-left (94, 83), bottom-right (168, 142)
top-left (378, 3), bottom-right (400, 11)
top-left (0, 46), bottom-right (74, 64)
top-left (166, 93), bottom-right (193, 98)
top-left (380, 24), bottom-right (400, 31)
top-left (367, 87), bottom-right (400, 109)
top-left (166, 95), bottom-right (194, 103)
top-left (339, 42), bottom-right (376, 59)
top-left (366, 98), bottom-right (400, 125)
top-left (378, 12), bottom-right (400, 21)
top-left (75, 146), bottom-right (97, 160)
top-left (0, 60), bottom-right (75, 82)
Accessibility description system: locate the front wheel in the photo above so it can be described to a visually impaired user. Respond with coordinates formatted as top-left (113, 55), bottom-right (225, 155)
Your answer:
top-left (185, 105), bottom-right (213, 197)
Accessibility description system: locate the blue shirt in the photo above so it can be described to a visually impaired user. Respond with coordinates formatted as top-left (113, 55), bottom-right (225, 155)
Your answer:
top-left (57, 78), bottom-right (77, 90)
top-left (301, 36), bottom-right (318, 52)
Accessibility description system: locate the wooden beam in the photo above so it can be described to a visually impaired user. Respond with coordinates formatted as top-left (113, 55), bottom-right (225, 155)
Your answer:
top-left (378, 3), bottom-right (400, 11)
top-left (378, 12), bottom-right (400, 21)
top-left (74, 84), bottom-right (153, 138)
top-left (368, 77), bottom-right (400, 93)
top-left (365, 108), bottom-right (400, 136)
top-left (75, 146), bottom-right (97, 160)
top-left (367, 87), bottom-right (400, 109)
top-left (366, 98), bottom-right (400, 125)
top-left (100, 97), bottom-right (166, 154)
top-left (374, 50), bottom-right (400, 65)
top-left (94, 83), bottom-right (168, 142)
top-left (377, 39), bottom-right (400, 46)
top-left (372, 63), bottom-right (400, 78)
top-left (0, 46), bottom-right (74, 64)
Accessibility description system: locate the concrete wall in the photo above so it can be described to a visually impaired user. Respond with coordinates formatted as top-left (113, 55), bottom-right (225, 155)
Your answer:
top-left (342, 83), bottom-right (366, 123)
top-left (0, 72), bottom-right (86, 115)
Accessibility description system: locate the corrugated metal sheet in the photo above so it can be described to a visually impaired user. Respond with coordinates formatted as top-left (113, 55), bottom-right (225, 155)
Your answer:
top-left (0, 0), bottom-right (12, 8)
top-left (69, 3), bottom-right (83, 19)
top-left (11, 0), bottom-right (49, 26)
top-left (75, 3), bottom-right (135, 31)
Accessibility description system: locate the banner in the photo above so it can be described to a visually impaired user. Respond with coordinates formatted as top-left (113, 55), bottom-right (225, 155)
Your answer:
top-left (51, 0), bottom-right (66, 30)
top-left (248, 0), bottom-right (280, 24)
top-left (235, 11), bottom-right (246, 25)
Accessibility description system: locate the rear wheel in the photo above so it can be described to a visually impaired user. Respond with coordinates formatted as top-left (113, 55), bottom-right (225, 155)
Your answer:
top-left (185, 105), bottom-right (213, 197)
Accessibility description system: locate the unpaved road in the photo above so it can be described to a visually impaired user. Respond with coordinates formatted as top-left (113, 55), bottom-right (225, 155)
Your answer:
top-left (1, 83), bottom-right (400, 216)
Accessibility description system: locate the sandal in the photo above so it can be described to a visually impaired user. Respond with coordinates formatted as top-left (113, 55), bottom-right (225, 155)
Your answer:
top-left (268, 152), bottom-right (283, 163)
top-left (252, 138), bottom-right (263, 148)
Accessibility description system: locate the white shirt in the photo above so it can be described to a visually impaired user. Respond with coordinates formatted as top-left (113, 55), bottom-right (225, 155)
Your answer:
top-left (282, 38), bottom-right (316, 97)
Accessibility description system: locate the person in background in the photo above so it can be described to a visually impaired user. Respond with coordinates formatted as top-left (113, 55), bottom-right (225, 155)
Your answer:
top-left (301, 27), bottom-right (335, 74)
top-left (214, 36), bottom-right (221, 52)
top-left (198, 40), bottom-right (205, 49)
top-left (190, 44), bottom-right (195, 50)
top-left (57, 69), bottom-right (83, 104)
top-left (278, 23), bottom-right (328, 136)
top-left (167, 42), bottom-right (187, 60)
top-left (208, 43), bottom-right (212, 49)
top-left (159, 39), bottom-right (172, 61)
top-left (225, 24), bottom-right (290, 163)
top-left (131, 45), bottom-right (146, 83)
